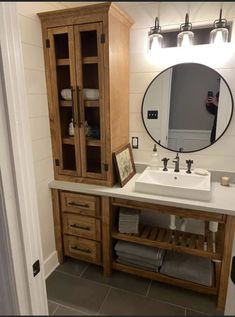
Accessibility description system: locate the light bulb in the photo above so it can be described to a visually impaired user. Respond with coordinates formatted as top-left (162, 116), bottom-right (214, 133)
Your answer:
top-left (177, 31), bottom-right (194, 47)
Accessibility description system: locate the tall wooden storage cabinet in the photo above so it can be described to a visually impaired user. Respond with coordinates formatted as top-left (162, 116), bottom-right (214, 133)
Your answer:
top-left (38, 3), bottom-right (133, 186)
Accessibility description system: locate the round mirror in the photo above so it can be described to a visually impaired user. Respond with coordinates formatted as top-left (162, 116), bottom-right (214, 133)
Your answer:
top-left (142, 63), bottom-right (233, 153)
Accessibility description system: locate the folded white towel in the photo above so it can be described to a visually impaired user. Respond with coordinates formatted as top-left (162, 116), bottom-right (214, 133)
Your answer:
top-left (61, 88), bottom-right (72, 100)
top-left (83, 88), bottom-right (99, 100)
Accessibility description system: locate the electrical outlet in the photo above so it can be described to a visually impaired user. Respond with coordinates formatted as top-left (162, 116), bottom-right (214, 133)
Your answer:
top-left (132, 137), bottom-right (138, 149)
top-left (147, 110), bottom-right (158, 119)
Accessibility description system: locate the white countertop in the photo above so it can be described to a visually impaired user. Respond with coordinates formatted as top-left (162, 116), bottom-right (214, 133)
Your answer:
top-left (49, 173), bottom-right (235, 216)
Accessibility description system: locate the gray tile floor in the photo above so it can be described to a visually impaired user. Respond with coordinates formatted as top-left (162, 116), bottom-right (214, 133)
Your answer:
top-left (46, 258), bottom-right (223, 316)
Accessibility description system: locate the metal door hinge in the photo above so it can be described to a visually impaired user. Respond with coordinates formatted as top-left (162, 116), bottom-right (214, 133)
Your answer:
top-left (100, 33), bottom-right (105, 43)
top-left (55, 159), bottom-right (60, 166)
top-left (104, 163), bottom-right (108, 171)
top-left (46, 39), bottom-right (50, 48)
top-left (32, 259), bottom-right (40, 277)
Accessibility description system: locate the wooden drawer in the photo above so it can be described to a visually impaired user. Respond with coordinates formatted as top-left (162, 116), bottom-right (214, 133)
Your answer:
top-left (63, 213), bottom-right (101, 241)
top-left (64, 235), bottom-right (101, 264)
top-left (61, 191), bottom-right (100, 217)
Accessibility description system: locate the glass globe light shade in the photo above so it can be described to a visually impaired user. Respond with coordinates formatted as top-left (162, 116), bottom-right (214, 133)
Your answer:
top-left (210, 27), bottom-right (228, 44)
top-left (177, 30), bottom-right (194, 47)
top-left (149, 33), bottom-right (163, 51)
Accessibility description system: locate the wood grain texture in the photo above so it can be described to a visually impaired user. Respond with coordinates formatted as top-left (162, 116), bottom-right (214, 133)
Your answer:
top-left (101, 196), bottom-right (112, 276)
top-left (39, 3), bottom-right (132, 186)
top-left (217, 215), bottom-right (235, 310)
top-left (63, 213), bottom-right (101, 241)
top-left (64, 235), bottom-right (102, 264)
top-left (51, 189), bottom-right (64, 264)
top-left (112, 198), bottom-right (226, 222)
top-left (61, 191), bottom-right (101, 218)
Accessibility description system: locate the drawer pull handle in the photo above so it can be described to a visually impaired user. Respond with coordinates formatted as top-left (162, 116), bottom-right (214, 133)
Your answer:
top-left (71, 246), bottom-right (91, 253)
top-left (70, 223), bottom-right (91, 231)
top-left (68, 201), bottom-right (89, 208)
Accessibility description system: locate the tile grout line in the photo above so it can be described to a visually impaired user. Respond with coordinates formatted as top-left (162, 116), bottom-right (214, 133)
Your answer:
top-left (145, 280), bottom-right (152, 297)
top-left (48, 299), bottom-right (90, 316)
top-left (96, 287), bottom-right (112, 315)
top-left (55, 269), bottom-right (86, 280)
top-left (79, 264), bottom-right (89, 277)
top-left (51, 304), bottom-right (59, 316)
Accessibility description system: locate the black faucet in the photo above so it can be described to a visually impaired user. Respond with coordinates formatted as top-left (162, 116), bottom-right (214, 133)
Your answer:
top-left (161, 158), bottom-right (169, 171)
top-left (173, 153), bottom-right (180, 172)
top-left (186, 160), bottom-right (193, 173)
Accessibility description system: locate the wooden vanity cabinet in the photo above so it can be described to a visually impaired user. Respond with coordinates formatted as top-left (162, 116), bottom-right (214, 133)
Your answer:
top-left (38, 3), bottom-right (133, 186)
top-left (102, 197), bottom-right (235, 312)
top-left (52, 189), bottom-right (102, 265)
top-left (51, 189), bottom-right (235, 311)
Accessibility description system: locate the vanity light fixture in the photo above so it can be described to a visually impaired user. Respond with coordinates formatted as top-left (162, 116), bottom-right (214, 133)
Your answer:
top-left (148, 17), bottom-right (163, 50)
top-left (177, 13), bottom-right (194, 47)
top-left (210, 9), bottom-right (229, 44)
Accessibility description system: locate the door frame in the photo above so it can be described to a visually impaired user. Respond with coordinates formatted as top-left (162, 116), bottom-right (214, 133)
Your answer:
top-left (0, 2), bottom-right (48, 314)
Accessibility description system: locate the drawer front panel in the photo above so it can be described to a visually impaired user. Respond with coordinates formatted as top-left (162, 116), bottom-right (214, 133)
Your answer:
top-left (63, 213), bottom-right (101, 241)
top-left (61, 191), bottom-right (100, 217)
top-left (64, 235), bottom-right (101, 264)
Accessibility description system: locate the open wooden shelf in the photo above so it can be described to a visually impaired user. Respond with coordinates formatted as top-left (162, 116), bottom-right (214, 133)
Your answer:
top-left (84, 100), bottom-right (99, 108)
top-left (62, 137), bottom-right (75, 145)
top-left (112, 261), bottom-right (217, 295)
top-left (60, 100), bottom-right (72, 107)
top-left (86, 137), bottom-right (101, 147)
top-left (83, 56), bottom-right (99, 64)
top-left (56, 58), bottom-right (70, 66)
top-left (112, 224), bottom-right (222, 261)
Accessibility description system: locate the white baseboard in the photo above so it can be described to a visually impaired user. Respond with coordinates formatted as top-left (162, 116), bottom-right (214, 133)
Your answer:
top-left (43, 251), bottom-right (59, 280)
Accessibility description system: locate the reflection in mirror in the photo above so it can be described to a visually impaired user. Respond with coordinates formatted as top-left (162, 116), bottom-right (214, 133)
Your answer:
top-left (142, 63), bottom-right (233, 153)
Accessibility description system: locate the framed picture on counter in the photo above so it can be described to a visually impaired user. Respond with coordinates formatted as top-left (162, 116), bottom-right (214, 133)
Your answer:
top-left (113, 143), bottom-right (136, 187)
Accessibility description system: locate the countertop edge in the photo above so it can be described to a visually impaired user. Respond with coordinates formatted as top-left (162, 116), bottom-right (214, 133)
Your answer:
top-left (48, 175), bottom-right (235, 216)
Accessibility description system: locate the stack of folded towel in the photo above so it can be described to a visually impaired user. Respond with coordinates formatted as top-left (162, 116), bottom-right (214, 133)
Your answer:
top-left (160, 251), bottom-right (214, 286)
top-left (118, 208), bottom-right (140, 234)
top-left (114, 241), bottom-right (165, 272)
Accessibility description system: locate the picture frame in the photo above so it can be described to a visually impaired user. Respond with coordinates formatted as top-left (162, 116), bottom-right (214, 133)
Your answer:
top-left (113, 143), bottom-right (136, 187)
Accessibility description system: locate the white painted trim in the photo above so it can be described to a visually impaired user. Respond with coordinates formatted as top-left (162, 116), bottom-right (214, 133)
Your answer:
top-left (0, 3), bottom-right (48, 314)
top-left (44, 251), bottom-right (59, 280)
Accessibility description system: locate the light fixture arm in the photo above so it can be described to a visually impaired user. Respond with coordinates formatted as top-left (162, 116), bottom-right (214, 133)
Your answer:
top-left (180, 13), bottom-right (193, 32)
top-left (213, 8), bottom-right (228, 29)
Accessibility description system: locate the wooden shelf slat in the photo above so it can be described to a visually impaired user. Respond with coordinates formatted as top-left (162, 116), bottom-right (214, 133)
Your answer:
top-left (83, 56), bottom-right (99, 64)
top-left (56, 58), bottom-right (70, 66)
top-left (84, 100), bottom-right (99, 108)
top-left (112, 224), bottom-right (222, 261)
top-left (112, 262), bottom-right (217, 295)
top-left (62, 137), bottom-right (74, 145)
top-left (60, 100), bottom-right (72, 107)
top-left (86, 138), bottom-right (101, 147)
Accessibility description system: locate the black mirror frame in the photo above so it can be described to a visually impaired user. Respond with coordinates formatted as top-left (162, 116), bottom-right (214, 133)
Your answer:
top-left (141, 62), bottom-right (234, 153)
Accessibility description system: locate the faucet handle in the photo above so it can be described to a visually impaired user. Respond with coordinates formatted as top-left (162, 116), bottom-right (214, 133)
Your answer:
top-left (186, 159), bottom-right (193, 174)
top-left (161, 157), bottom-right (169, 171)
top-left (174, 153), bottom-right (179, 160)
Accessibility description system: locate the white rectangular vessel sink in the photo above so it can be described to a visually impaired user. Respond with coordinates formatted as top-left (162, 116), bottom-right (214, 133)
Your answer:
top-left (135, 167), bottom-right (211, 201)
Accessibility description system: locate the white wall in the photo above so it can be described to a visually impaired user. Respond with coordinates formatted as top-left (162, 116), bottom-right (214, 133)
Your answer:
top-left (118, 1), bottom-right (235, 172)
top-left (16, 2), bottom-right (70, 276)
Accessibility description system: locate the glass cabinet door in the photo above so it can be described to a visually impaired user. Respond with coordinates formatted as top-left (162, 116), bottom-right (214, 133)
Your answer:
top-left (48, 26), bottom-right (82, 176)
top-left (74, 23), bottom-right (107, 180)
